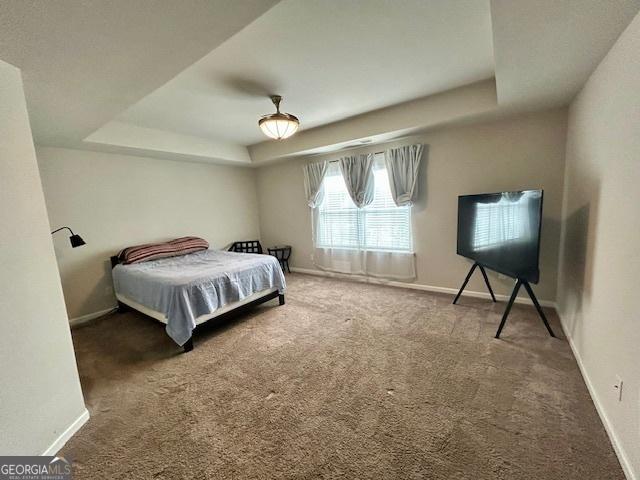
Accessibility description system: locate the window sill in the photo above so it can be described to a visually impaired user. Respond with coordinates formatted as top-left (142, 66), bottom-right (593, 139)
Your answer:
top-left (315, 246), bottom-right (414, 255)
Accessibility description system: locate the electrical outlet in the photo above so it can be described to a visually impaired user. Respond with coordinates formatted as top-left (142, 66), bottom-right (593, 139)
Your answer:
top-left (613, 375), bottom-right (623, 402)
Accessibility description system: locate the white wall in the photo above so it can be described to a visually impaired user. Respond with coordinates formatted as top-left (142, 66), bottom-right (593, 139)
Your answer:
top-left (557, 11), bottom-right (640, 479)
top-left (37, 147), bottom-right (260, 321)
top-left (0, 60), bottom-right (87, 455)
top-left (257, 108), bottom-right (567, 303)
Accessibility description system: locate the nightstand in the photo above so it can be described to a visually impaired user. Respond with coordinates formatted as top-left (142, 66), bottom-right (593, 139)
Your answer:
top-left (268, 245), bottom-right (291, 273)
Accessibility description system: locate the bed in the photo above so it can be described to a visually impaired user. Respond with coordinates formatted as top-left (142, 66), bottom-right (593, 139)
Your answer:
top-left (111, 248), bottom-right (286, 352)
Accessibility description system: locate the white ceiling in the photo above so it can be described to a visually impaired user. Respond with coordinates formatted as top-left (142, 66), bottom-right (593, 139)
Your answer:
top-left (491, 0), bottom-right (640, 109)
top-left (114, 0), bottom-right (495, 146)
top-left (1, 0), bottom-right (638, 165)
top-left (0, 0), bottom-right (278, 146)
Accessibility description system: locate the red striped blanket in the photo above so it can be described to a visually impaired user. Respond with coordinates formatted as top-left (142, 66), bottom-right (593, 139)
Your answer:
top-left (118, 236), bottom-right (209, 264)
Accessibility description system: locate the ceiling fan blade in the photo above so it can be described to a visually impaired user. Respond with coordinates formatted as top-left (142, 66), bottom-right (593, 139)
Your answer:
top-left (219, 75), bottom-right (278, 98)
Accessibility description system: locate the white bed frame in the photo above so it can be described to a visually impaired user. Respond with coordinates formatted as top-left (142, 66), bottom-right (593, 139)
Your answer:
top-left (115, 287), bottom-right (280, 326)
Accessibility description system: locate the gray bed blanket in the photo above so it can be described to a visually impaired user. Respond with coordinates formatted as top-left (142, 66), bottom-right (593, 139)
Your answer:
top-left (112, 249), bottom-right (286, 346)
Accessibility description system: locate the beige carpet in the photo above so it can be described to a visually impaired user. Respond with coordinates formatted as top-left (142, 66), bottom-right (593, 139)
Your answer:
top-left (63, 273), bottom-right (623, 479)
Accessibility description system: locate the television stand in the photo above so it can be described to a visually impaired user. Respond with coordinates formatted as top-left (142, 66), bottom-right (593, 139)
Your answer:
top-left (495, 279), bottom-right (555, 339)
top-left (452, 263), bottom-right (555, 339)
top-left (452, 262), bottom-right (497, 304)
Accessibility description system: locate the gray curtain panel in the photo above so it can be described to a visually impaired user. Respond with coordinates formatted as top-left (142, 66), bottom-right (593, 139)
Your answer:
top-left (384, 144), bottom-right (424, 206)
top-left (339, 154), bottom-right (375, 208)
top-left (303, 161), bottom-right (328, 208)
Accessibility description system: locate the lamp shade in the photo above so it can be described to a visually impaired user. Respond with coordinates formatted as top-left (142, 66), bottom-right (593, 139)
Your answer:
top-left (258, 95), bottom-right (299, 140)
top-left (259, 113), bottom-right (299, 140)
top-left (69, 234), bottom-right (86, 248)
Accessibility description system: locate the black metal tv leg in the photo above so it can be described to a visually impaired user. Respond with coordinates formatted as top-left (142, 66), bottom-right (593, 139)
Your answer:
top-left (478, 265), bottom-right (497, 302)
top-left (183, 337), bottom-right (194, 353)
top-left (522, 281), bottom-right (555, 337)
top-left (452, 263), bottom-right (478, 304)
top-left (495, 279), bottom-right (522, 338)
top-left (278, 294), bottom-right (285, 306)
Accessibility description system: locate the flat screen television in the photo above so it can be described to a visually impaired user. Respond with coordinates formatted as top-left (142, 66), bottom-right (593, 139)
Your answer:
top-left (457, 190), bottom-right (543, 284)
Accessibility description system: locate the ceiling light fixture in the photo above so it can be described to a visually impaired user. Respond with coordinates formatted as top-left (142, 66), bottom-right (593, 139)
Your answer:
top-left (259, 95), bottom-right (299, 140)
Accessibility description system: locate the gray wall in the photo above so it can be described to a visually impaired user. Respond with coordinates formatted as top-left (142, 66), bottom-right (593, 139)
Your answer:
top-left (0, 60), bottom-right (86, 455)
top-left (557, 11), bottom-right (640, 478)
top-left (37, 147), bottom-right (261, 320)
top-left (256, 108), bottom-right (567, 303)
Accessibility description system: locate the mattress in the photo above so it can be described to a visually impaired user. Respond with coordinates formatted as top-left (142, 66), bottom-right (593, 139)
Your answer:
top-left (112, 249), bottom-right (286, 346)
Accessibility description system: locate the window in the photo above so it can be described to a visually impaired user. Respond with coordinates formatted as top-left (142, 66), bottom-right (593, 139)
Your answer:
top-left (315, 154), bottom-right (412, 252)
top-left (472, 199), bottom-right (529, 250)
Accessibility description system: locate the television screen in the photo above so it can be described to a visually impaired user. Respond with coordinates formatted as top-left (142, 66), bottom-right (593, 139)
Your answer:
top-left (457, 190), bottom-right (543, 283)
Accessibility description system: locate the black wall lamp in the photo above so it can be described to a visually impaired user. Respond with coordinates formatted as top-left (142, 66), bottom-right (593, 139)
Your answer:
top-left (51, 226), bottom-right (86, 248)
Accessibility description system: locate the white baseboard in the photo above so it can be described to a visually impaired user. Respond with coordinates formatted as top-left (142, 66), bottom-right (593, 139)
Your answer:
top-left (290, 267), bottom-right (556, 308)
top-left (41, 408), bottom-right (90, 456)
top-left (69, 306), bottom-right (117, 328)
top-left (557, 312), bottom-right (636, 480)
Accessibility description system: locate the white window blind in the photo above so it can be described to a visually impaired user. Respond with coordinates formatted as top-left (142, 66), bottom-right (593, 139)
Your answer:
top-left (316, 155), bottom-right (412, 252)
top-left (472, 200), bottom-right (528, 250)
